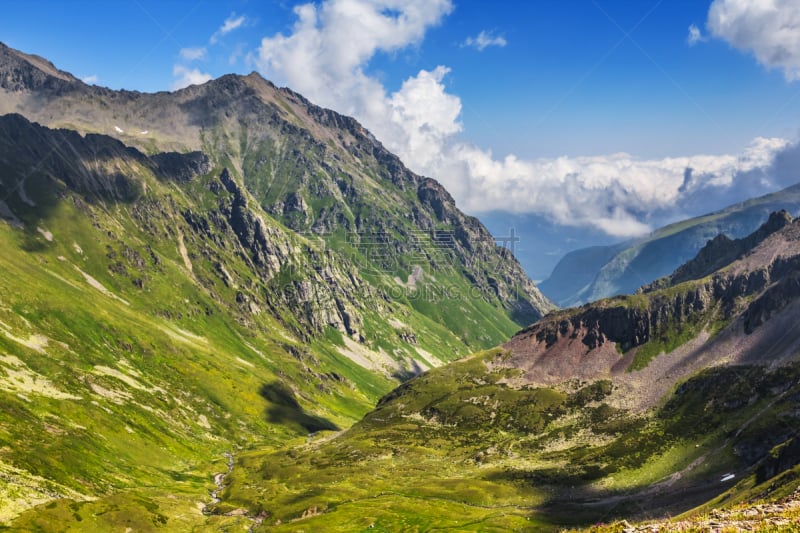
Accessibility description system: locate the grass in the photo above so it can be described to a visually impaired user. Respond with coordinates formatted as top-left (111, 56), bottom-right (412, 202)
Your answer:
top-left (627, 318), bottom-right (704, 371)
top-left (208, 358), bottom-right (800, 531)
top-left (0, 174), bottom-right (382, 527)
top-left (0, 110), bottom-right (552, 530)
top-left (4, 86), bottom-right (799, 532)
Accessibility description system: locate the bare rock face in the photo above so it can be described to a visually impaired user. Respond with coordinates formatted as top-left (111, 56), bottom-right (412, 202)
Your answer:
top-left (416, 177), bottom-right (555, 324)
top-left (150, 151), bottom-right (211, 182)
top-left (0, 42), bottom-right (78, 93)
top-left (417, 178), bottom-right (455, 224)
top-left (202, 168), bottom-right (373, 339)
top-left (743, 270), bottom-right (800, 334)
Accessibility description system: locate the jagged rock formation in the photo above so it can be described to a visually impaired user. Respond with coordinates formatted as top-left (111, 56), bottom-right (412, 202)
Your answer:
top-left (644, 209), bottom-right (793, 290)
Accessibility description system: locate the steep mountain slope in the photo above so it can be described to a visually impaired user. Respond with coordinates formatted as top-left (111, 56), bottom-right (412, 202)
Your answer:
top-left (0, 41), bottom-right (551, 328)
top-left (0, 112), bottom-right (391, 527)
top-left (216, 212), bottom-right (800, 530)
top-left (540, 184), bottom-right (800, 307)
top-left (0, 42), bottom-right (554, 527)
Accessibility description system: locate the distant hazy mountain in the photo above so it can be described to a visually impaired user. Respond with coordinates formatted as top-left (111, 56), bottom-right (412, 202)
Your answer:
top-left (477, 211), bottom-right (620, 282)
top-left (539, 183), bottom-right (800, 307)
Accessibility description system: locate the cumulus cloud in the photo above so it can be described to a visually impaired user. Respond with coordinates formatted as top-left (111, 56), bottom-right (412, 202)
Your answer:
top-left (462, 30), bottom-right (507, 51)
top-left (171, 65), bottom-right (212, 90)
top-left (81, 74), bottom-right (98, 85)
top-left (438, 137), bottom-right (789, 237)
top-left (255, 0), bottom-right (454, 157)
top-left (211, 13), bottom-right (247, 44)
top-left (687, 24), bottom-right (705, 46)
top-left (179, 46), bottom-right (207, 61)
top-left (254, 0), bottom-right (792, 238)
top-left (707, 0), bottom-right (800, 80)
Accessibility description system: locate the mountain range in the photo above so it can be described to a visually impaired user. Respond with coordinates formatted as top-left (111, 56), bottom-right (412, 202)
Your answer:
top-left (0, 41), bottom-right (550, 528)
top-left (1, 42), bottom-right (799, 532)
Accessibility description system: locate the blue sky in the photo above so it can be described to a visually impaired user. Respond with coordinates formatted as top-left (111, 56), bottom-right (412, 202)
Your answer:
top-left (3, 0), bottom-right (800, 239)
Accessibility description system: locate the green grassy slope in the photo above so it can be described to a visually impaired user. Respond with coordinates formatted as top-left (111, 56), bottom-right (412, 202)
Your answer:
top-left (214, 348), bottom-right (800, 531)
top-left (0, 92), bottom-right (545, 527)
top-left (212, 213), bottom-right (800, 529)
top-left (0, 154), bottom-right (392, 528)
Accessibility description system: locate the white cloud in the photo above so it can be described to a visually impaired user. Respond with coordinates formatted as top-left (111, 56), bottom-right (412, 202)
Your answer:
top-left (255, 0), bottom-right (454, 155)
top-left (211, 13), bottom-right (247, 44)
top-left (687, 24), bottom-right (705, 46)
top-left (707, 0), bottom-right (800, 80)
top-left (172, 12), bottom-right (249, 89)
top-left (434, 137), bottom-right (788, 237)
top-left (81, 74), bottom-right (98, 84)
top-left (171, 65), bottom-right (212, 90)
top-left (462, 30), bottom-right (507, 51)
top-left (253, 0), bottom-right (791, 238)
top-left (179, 46), bottom-right (207, 61)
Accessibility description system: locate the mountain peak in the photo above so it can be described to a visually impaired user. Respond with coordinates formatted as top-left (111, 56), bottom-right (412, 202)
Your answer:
top-left (0, 40), bottom-right (552, 337)
top-left (0, 41), bottom-right (78, 91)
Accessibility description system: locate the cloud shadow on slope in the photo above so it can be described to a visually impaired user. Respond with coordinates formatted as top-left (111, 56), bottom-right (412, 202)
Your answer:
top-left (259, 381), bottom-right (339, 434)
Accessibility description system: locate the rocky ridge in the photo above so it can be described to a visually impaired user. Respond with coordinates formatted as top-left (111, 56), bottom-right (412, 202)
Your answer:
top-left (502, 212), bottom-right (800, 408)
top-left (643, 209), bottom-right (794, 291)
top-left (0, 41), bottom-right (552, 332)
top-left (0, 113), bottom-right (374, 344)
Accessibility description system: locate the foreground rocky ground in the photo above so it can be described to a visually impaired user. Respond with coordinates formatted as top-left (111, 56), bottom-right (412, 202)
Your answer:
top-left (575, 487), bottom-right (800, 532)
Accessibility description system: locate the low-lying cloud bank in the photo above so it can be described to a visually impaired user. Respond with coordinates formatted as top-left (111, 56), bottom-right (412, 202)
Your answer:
top-left (253, 0), bottom-right (799, 238)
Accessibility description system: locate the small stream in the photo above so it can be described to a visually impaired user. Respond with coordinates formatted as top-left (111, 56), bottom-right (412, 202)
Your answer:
top-left (204, 452), bottom-right (234, 511)
top-left (204, 452), bottom-right (265, 531)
